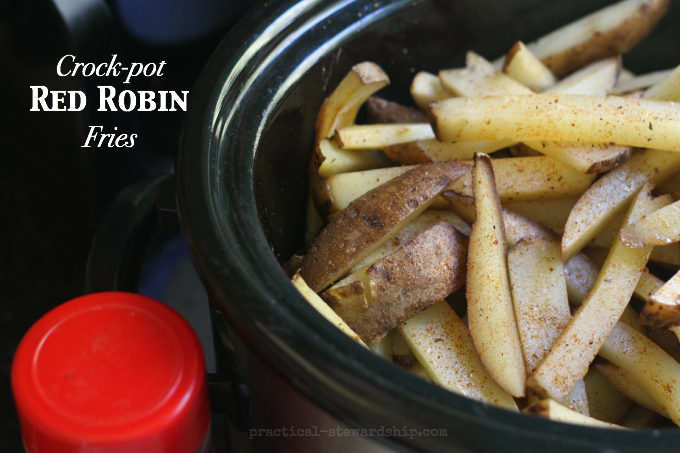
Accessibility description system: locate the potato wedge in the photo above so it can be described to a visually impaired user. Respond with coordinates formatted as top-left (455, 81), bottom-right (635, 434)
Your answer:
top-left (502, 197), bottom-right (578, 234)
top-left (526, 183), bottom-right (656, 402)
top-left (411, 71), bottom-right (451, 111)
top-left (621, 199), bottom-right (680, 247)
top-left (640, 64), bottom-right (680, 103)
top-left (365, 97), bottom-right (429, 124)
top-left (300, 161), bottom-right (469, 292)
top-left (336, 123), bottom-right (435, 150)
top-left (383, 138), bottom-right (513, 165)
top-left (366, 331), bottom-right (393, 360)
top-left (449, 156), bottom-right (596, 202)
top-left (430, 94), bottom-right (680, 152)
top-left (584, 366), bottom-right (635, 424)
top-left (321, 222), bottom-right (467, 341)
top-left (467, 153), bottom-right (525, 397)
top-left (543, 57), bottom-right (620, 95)
top-left (315, 137), bottom-right (393, 178)
top-left (440, 51), bottom-right (533, 98)
top-left (561, 150), bottom-right (680, 262)
top-left (599, 322), bottom-right (680, 423)
top-left (521, 141), bottom-right (631, 174)
top-left (595, 361), bottom-right (669, 418)
top-left (508, 237), bottom-right (571, 375)
top-left (564, 379), bottom-right (590, 417)
top-left (315, 61), bottom-right (390, 143)
top-left (611, 69), bottom-right (673, 95)
top-left (503, 41), bottom-right (556, 92)
top-left (640, 271), bottom-right (680, 327)
top-left (492, 0), bottom-right (669, 78)
top-left (392, 326), bottom-right (418, 369)
top-left (291, 272), bottom-right (366, 347)
top-left (398, 301), bottom-right (518, 411)
top-left (350, 210), bottom-right (470, 272)
top-left (618, 404), bottom-right (661, 428)
top-left (524, 399), bottom-right (624, 429)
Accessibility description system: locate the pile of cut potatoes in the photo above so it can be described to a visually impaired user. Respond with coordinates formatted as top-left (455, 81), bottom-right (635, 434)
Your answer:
top-left (290, 0), bottom-right (680, 429)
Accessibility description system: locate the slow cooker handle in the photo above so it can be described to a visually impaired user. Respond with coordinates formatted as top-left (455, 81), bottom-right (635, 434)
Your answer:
top-left (85, 175), bottom-right (252, 432)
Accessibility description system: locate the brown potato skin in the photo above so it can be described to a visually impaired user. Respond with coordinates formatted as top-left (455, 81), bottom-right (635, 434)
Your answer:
top-left (365, 97), bottom-right (429, 124)
top-left (300, 161), bottom-right (468, 292)
top-left (323, 222), bottom-right (468, 342)
top-left (383, 142), bottom-right (434, 165)
top-left (541, 0), bottom-right (669, 78)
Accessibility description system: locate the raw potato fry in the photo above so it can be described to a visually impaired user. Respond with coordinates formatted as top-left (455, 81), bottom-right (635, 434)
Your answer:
top-left (321, 222), bottom-right (468, 341)
top-left (642, 271), bottom-right (680, 327)
top-left (300, 162), bottom-right (469, 292)
top-left (398, 301), bottom-right (518, 411)
top-left (584, 366), bottom-right (635, 424)
top-left (524, 399), bottom-right (624, 429)
top-left (564, 379), bottom-right (590, 417)
top-left (620, 199), bottom-right (680, 247)
top-left (291, 273), bottom-right (366, 347)
top-left (640, 64), bottom-right (680, 103)
top-left (313, 166), bottom-right (414, 217)
top-left (350, 210), bottom-right (471, 272)
top-left (619, 305), bottom-right (646, 336)
top-left (430, 94), bottom-right (680, 152)
top-left (543, 57), bottom-right (620, 95)
top-left (502, 197), bottom-right (578, 234)
top-left (411, 71), bottom-right (451, 111)
top-left (595, 362), bottom-right (669, 418)
top-left (448, 156), bottom-right (596, 202)
top-left (392, 326), bottom-right (418, 368)
top-left (521, 141), bottom-right (631, 174)
top-left (508, 237), bottom-right (571, 374)
top-left (409, 361), bottom-right (433, 382)
top-left (561, 149), bottom-right (680, 262)
top-left (599, 322), bottom-right (680, 423)
top-left (365, 97), bottom-right (428, 124)
top-left (315, 138), bottom-right (393, 178)
top-left (492, 0), bottom-right (669, 78)
top-left (618, 404), bottom-right (661, 428)
top-left (440, 51), bottom-right (533, 97)
top-left (466, 154), bottom-right (525, 397)
top-left (590, 192), bottom-right (671, 249)
top-left (336, 123), bottom-right (435, 150)
top-left (503, 41), bottom-right (556, 92)
top-left (367, 331), bottom-right (393, 360)
top-left (611, 69), bottom-right (673, 95)
top-left (526, 183), bottom-right (656, 402)
top-left (384, 138), bottom-right (513, 165)
top-left (315, 61), bottom-right (390, 143)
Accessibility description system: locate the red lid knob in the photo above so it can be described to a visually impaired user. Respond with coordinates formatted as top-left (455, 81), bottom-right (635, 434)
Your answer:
top-left (12, 292), bottom-right (211, 453)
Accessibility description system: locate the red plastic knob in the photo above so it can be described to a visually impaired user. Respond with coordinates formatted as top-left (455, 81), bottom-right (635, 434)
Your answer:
top-left (12, 292), bottom-right (210, 453)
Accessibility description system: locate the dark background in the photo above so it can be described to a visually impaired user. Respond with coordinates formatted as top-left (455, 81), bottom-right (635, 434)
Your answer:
top-left (0, 0), bottom-right (256, 450)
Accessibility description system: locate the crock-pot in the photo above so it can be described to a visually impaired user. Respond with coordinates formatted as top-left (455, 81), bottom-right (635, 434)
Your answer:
top-left (172, 0), bottom-right (680, 451)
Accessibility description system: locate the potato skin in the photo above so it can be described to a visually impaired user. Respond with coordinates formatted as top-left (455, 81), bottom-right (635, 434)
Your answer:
top-left (324, 222), bottom-right (468, 342)
top-left (365, 97), bottom-right (429, 124)
top-left (300, 161), bottom-right (468, 292)
top-left (541, 0), bottom-right (669, 77)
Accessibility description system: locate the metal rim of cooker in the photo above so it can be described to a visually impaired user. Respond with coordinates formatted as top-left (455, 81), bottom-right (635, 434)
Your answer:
top-left (176, 0), bottom-right (680, 451)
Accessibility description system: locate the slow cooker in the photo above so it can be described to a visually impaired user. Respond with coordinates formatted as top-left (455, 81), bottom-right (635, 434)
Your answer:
top-left (132, 0), bottom-right (680, 451)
